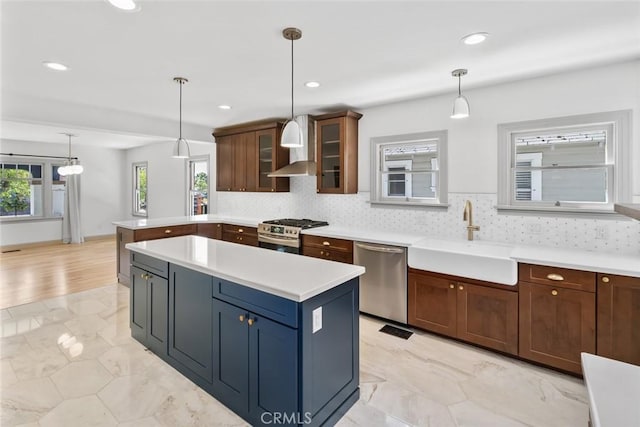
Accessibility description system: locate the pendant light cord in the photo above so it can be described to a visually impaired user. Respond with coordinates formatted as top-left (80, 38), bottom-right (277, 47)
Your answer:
top-left (290, 36), bottom-right (294, 120)
top-left (458, 75), bottom-right (462, 96)
top-left (179, 80), bottom-right (183, 139)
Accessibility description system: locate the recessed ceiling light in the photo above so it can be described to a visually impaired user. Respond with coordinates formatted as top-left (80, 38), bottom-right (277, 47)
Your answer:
top-left (461, 32), bottom-right (489, 45)
top-left (107, 0), bottom-right (139, 11)
top-left (305, 81), bottom-right (320, 88)
top-left (218, 105), bottom-right (232, 110)
top-left (42, 61), bottom-right (68, 71)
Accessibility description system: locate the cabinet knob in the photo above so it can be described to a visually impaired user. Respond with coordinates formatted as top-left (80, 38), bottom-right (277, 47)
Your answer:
top-left (546, 273), bottom-right (564, 281)
top-left (271, 188), bottom-right (275, 192)
top-left (239, 315), bottom-right (245, 322)
top-left (141, 273), bottom-right (146, 280)
top-left (325, 252), bottom-right (330, 257)
top-left (551, 289), bottom-right (558, 296)
top-left (320, 250), bottom-right (324, 255)
top-left (217, 224), bottom-right (221, 228)
top-left (317, 189), bottom-right (320, 193)
top-left (602, 276), bottom-right (610, 283)
top-left (247, 318), bottom-right (254, 326)
top-left (165, 229), bottom-right (172, 234)
top-left (238, 236), bottom-right (243, 241)
top-left (458, 285), bottom-right (464, 291)
top-left (227, 188), bottom-right (231, 191)
top-left (449, 284), bottom-right (455, 289)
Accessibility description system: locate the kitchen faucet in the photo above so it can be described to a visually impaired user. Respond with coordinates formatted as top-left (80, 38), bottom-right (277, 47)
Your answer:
top-left (463, 200), bottom-right (480, 241)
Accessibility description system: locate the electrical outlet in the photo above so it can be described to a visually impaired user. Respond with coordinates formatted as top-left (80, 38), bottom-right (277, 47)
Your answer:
top-left (595, 225), bottom-right (608, 240)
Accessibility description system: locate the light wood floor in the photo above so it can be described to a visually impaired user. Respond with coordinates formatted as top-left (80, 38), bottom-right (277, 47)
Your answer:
top-left (0, 236), bottom-right (117, 309)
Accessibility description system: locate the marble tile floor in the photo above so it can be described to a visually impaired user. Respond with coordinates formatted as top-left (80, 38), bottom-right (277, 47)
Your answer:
top-left (0, 284), bottom-right (589, 426)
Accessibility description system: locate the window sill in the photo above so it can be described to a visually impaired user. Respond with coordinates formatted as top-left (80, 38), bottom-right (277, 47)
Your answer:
top-left (368, 200), bottom-right (450, 209)
top-left (495, 205), bottom-right (628, 218)
top-left (0, 216), bottom-right (63, 224)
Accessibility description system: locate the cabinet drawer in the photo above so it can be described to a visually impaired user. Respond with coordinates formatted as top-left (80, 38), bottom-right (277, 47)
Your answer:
top-left (131, 252), bottom-right (169, 279)
top-left (134, 224), bottom-right (197, 241)
top-left (213, 278), bottom-right (298, 328)
top-left (519, 263), bottom-right (595, 292)
top-left (302, 235), bottom-right (353, 253)
top-left (197, 223), bottom-right (223, 240)
top-left (302, 246), bottom-right (353, 264)
top-left (223, 231), bottom-right (258, 247)
top-left (222, 224), bottom-right (257, 237)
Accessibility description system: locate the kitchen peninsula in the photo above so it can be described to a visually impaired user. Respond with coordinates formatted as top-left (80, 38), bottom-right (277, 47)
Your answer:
top-left (126, 235), bottom-right (365, 427)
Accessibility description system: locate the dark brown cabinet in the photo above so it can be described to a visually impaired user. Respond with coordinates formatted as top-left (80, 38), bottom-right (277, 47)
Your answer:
top-left (314, 111), bottom-right (362, 194)
top-left (302, 235), bottom-right (353, 264)
top-left (222, 224), bottom-right (258, 247)
top-left (408, 269), bottom-right (518, 355)
top-left (518, 264), bottom-right (596, 374)
top-left (214, 120), bottom-right (289, 193)
top-left (597, 273), bottom-right (640, 366)
top-left (197, 223), bottom-right (223, 240)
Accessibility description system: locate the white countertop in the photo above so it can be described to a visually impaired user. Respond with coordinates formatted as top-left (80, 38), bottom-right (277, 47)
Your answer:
top-left (581, 353), bottom-right (640, 427)
top-left (126, 235), bottom-right (365, 302)
top-left (302, 225), bottom-right (424, 247)
top-left (113, 214), bottom-right (262, 230)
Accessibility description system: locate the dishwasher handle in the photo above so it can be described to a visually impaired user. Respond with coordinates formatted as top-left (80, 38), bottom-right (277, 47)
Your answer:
top-left (355, 242), bottom-right (405, 254)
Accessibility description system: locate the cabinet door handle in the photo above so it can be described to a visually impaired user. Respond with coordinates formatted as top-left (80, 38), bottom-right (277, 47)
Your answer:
top-left (165, 229), bottom-right (172, 234)
top-left (546, 273), bottom-right (564, 281)
top-left (247, 318), bottom-right (254, 326)
top-left (449, 284), bottom-right (455, 289)
top-left (458, 285), bottom-right (464, 290)
top-left (239, 315), bottom-right (245, 322)
top-left (551, 289), bottom-right (558, 296)
top-left (322, 241), bottom-right (331, 246)
top-left (601, 276), bottom-right (610, 283)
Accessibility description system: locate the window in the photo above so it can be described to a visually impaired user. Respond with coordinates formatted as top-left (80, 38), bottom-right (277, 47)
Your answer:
top-left (498, 111), bottom-right (631, 212)
top-left (0, 159), bottom-right (65, 220)
top-left (370, 130), bottom-right (448, 206)
top-left (187, 157), bottom-right (209, 215)
top-left (132, 162), bottom-right (147, 217)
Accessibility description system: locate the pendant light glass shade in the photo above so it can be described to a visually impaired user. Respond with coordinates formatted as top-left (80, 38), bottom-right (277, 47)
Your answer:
top-left (450, 69), bottom-right (470, 119)
top-left (280, 28), bottom-right (303, 148)
top-left (281, 119), bottom-right (304, 148)
top-left (58, 134), bottom-right (83, 176)
top-left (172, 77), bottom-right (192, 158)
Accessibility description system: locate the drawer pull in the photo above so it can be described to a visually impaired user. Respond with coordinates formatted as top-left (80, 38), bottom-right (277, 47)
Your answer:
top-left (546, 273), bottom-right (564, 281)
top-left (322, 241), bottom-right (331, 246)
top-left (239, 315), bottom-right (245, 322)
top-left (458, 285), bottom-right (464, 291)
top-left (602, 276), bottom-right (610, 283)
top-left (449, 284), bottom-right (455, 289)
top-left (164, 229), bottom-right (172, 234)
top-left (551, 289), bottom-right (558, 296)
top-left (238, 228), bottom-right (244, 233)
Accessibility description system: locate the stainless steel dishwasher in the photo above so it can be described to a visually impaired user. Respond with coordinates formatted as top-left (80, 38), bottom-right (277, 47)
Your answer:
top-left (353, 241), bottom-right (407, 324)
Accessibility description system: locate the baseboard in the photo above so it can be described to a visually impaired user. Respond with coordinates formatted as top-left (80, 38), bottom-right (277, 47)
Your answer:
top-left (1, 234), bottom-right (115, 252)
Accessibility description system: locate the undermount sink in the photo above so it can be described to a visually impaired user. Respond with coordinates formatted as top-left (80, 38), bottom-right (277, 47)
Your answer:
top-left (408, 238), bottom-right (517, 285)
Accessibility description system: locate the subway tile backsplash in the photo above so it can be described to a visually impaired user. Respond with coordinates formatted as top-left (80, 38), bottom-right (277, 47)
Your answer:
top-left (217, 178), bottom-right (640, 255)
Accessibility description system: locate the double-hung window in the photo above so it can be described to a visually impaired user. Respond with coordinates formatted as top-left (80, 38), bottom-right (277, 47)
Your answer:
top-left (187, 156), bottom-right (209, 215)
top-left (132, 162), bottom-right (147, 217)
top-left (371, 130), bottom-right (448, 206)
top-left (498, 111), bottom-right (631, 212)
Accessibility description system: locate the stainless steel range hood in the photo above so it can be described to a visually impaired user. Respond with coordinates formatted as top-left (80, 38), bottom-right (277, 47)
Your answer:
top-left (268, 115), bottom-right (316, 177)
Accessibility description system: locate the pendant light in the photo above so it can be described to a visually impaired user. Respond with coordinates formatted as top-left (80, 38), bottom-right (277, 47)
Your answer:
top-left (450, 69), bottom-right (470, 119)
top-left (58, 133), bottom-right (83, 176)
top-left (280, 27), bottom-right (304, 148)
top-left (172, 77), bottom-right (191, 158)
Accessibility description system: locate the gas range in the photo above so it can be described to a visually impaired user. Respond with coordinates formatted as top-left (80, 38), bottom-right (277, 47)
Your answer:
top-left (258, 218), bottom-right (329, 253)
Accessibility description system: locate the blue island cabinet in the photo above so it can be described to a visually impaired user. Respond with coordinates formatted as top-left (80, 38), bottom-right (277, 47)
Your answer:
top-left (130, 255), bottom-right (360, 426)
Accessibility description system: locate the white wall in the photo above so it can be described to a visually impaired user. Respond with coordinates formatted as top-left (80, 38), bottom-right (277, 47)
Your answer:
top-left (217, 60), bottom-right (640, 255)
top-left (122, 141), bottom-right (216, 220)
top-left (0, 139), bottom-right (126, 245)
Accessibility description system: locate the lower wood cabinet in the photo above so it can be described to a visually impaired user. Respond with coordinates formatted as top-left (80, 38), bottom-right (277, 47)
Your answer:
top-left (211, 298), bottom-right (298, 419)
top-left (302, 235), bottom-right (353, 264)
top-left (168, 264), bottom-right (213, 383)
top-left (597, 273), bottom-right (640, 366)
top-left (222, 224), bottom-right (258, 247)
top-left (408, 269), bottom-right (518, 355)
top-left (197, 223), bottom-right (223, 240)
top-left (518, 264), bottom-right (596, 374)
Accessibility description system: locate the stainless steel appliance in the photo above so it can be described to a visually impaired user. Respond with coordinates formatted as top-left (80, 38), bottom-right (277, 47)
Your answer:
top-left (258, 219), bottom-right (328, 254)
top-left (354, 241), bottom-right (408, 324)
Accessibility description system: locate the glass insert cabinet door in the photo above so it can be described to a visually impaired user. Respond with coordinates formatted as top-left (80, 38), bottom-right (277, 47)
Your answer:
top-left (318, 119), bottom-right (342, 192)
top-left (258, 130), bottom-right (274, 190)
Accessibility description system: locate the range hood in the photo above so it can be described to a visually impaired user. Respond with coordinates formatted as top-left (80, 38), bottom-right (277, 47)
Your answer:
top-left (268, 115), bottom-right (316, 177)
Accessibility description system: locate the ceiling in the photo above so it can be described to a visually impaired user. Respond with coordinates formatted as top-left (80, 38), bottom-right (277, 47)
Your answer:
top-left (1, 0), bottom-right (639, 149)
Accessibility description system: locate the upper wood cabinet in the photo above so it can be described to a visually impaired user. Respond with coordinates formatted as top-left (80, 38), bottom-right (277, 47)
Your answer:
top-left (213, 120), bottom-right (289, 193)
top-left (314, 110), bottom-right (362, 194)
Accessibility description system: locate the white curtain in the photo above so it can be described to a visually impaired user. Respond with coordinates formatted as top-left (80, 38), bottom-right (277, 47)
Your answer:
top-left (62, 174), bottom-right (84, 244)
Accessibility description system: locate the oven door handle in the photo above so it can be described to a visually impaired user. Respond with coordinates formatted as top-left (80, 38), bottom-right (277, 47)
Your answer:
top-left (258, 234), bottom-right (300, 248)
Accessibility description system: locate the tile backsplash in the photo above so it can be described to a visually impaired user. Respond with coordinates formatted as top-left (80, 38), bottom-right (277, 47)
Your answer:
top-left (217, 178), bottom-right (640, 255)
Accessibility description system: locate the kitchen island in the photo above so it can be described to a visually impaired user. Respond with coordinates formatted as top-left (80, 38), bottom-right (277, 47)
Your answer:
top-left (126, 235), bottom-right (365, 427)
